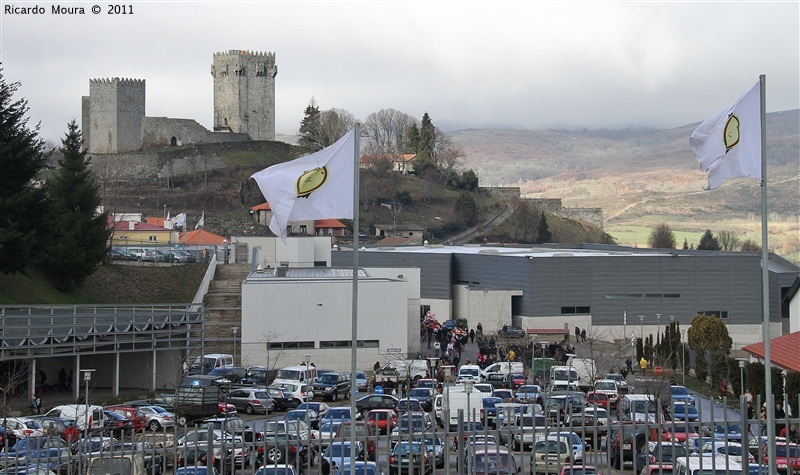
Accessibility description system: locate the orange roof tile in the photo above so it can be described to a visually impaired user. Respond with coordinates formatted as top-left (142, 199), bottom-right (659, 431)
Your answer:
top-left (315, 219), bottom-right (346, 228)
top-left (742, 331), bottom-right (800, 373)
top-left (179, 229), bottom-right (228, 246)
top-left (109, 220), bottom-right (166, 231)
top-left (250, 202), bottom-right (272, 211)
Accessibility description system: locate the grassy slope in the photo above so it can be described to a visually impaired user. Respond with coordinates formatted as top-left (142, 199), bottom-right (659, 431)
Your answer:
top-left (0, 263), bottom-right (207, 305)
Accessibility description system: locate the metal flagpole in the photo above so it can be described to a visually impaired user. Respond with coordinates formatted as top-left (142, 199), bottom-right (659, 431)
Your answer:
top-left (758, 74), bottom-right (776, 475)
top-left (349, 123), bottom-right (361, 466)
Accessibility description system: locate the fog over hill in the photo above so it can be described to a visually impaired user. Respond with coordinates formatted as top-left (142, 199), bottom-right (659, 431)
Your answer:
top-left (452, 110), bottom-right (799, 237)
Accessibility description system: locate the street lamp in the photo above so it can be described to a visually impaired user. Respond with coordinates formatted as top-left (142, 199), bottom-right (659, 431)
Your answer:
top-left (639, 316), bottom-right (645, 363)
top-left (655, 314), bottom-right (661, 364)
top-left (303, 354), bottom-right (311, 474)
top-left (464, 380), bottom-right (474, 475)
top-left (738, 360), bottom-right (746, 397)
top-left (681, 329), bottom-right (687, 386)
top-left (231, 327), bottom-right (239, 365)
top-left (80, 369), bottom-right (95, 430)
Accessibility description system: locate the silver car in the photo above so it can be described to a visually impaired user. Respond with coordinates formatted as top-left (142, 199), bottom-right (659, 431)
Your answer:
top-left (138, 405), bottom-right (176, 430)
top-left (225, 388), bottom-right (275, 414)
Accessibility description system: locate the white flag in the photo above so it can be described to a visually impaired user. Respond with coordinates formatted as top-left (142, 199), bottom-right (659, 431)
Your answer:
top-left (195, 211), bottom-right (205, 230)
top-left (173, 212), bottom-right (187, 229)
top-left (690, 81), bottom-right (762, 190)
top-left (164, 212), bottom-right (171, 229)
top-left (251, 129), bottom-right (356, 243)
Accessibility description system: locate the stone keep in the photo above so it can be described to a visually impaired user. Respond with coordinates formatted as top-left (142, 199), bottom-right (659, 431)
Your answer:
top-left (82, 78), bottom-right (146, 154)
top-left (212, 50), bottom-right (277, 141)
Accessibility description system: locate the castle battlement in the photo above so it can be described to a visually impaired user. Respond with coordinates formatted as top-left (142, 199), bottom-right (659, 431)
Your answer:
top-left (214, 50), bottom-right (275, 61)
top-left (89, 77), bottom-right (145, 84)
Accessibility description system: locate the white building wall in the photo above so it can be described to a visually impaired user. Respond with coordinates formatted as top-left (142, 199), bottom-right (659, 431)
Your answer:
top-left (790, 290), bottom-right (799, 334)
top-left (231, 236), bottom-right (331, 267)
top-left (240, 278), bottom-right (409, 373)
top-left (452, 286), bottom-right (523, 334)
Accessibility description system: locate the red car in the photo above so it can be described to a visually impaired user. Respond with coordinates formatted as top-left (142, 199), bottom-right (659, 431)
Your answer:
top-left (105, 406), bottom-right (147, 431)
top-left (766, 441), bottom-right (800, 475)
top-left (365, 409), bottom-right (397, 435)
top-left (660, 425), bottom-right (699, 444)
top-left (586, 392), bottom-right (610, 409)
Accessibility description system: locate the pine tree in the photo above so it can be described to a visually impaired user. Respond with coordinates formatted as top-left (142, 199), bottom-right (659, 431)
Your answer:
top-left (535, 211), bottom-right (552, 244)
top-left (697, 229), bottom-right (721, 250)
top-left (453, 190), bottom-right (478, 226)
top-left (0, 68), bottom-right (49, 274)
top-left (404, 122), bottom-right (420, 153)
top-left (44, 120), bottom-right (109, 291)
top-left (298, 98), bottom-right (322, 151)
top-left (648, 223), bottom-right (676, 249)
top-left (683, 238), bottom-right (689, 250)
top-left (418, 112), bottom-right (436, 160)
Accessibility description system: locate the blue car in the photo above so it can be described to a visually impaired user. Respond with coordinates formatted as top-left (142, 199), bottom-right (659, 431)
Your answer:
top-left (671, 402), bottom-right (699, 422)
top-left (670, 385), bottom-right (695, 404)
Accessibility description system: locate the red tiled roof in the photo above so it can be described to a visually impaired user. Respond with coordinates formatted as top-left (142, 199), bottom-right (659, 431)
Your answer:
top-left (109, 220), bottom-right (166, 231)
top-left (315, 219), bottom-right (346, 228)
top-left (250, 202), bottom-right (272, 211)
top-left (742, 331), bottom-right (800, 373)
top-left (145, 217), bottom-right (167, 227)
top-left (179, 229), bottom-right (228, 246)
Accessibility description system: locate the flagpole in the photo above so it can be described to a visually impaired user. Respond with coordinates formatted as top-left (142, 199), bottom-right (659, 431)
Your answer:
top-left (758, 74), bottom-right (776, 475)
top-left (349, 123), bottom-right (360, 465)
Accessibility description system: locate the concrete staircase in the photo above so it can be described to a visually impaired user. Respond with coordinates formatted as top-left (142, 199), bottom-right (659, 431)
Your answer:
top-left (201, 263), bottom-right (250, 362)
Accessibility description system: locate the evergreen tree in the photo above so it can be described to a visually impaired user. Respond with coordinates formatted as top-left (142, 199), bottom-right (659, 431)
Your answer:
top-left (648, 223), bottom-right (676, 249)
top-left (44, 120), bottom-right (109, 291)
top-left (697, 229), bottom-right (721, 250)
top-left (418, 112), bottom-right (436, 160)
top-left (0, 68), bottom-right (49, 274)
top-left (683, 238), bottom-right (689, 250)
top-left (404, 122), bottom-right (420, 154)
top-left (453, 190), bottom-right (478, 226)
top-left (298, 98), bottom-right (322, 151)
top-left (535, 211), bottom-right (552, 244)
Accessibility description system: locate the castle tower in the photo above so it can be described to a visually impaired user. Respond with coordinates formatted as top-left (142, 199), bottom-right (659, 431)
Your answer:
top-left (211, 50), bottom-right (277, 141)
top-left (81, 78), bottom-right (146, 153)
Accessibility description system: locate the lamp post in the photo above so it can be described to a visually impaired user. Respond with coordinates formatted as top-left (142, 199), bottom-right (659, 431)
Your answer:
top-left (681, 329), bottom-right (687, 386)
top-left (531, 336), bottom-right (537, 385)
top-left (639, 316), bottom-right (645, 362)
top-left (304, 354), bottom-right (311, 474)
top-left (231, 327), bottom-right (239, 365)
top-left (655, 314), bottom-right (661, 365)
top-left (738, 360), bottom-right (746, 397)
top-left (464, 380), bottom-right (474, 475)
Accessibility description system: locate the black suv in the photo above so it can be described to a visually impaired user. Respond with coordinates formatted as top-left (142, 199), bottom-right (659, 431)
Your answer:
top-left (498, 325), bottom-right (526, 338)
top-left (241, 366), bottom-right (277, 386)
top-left (312, 372), bottom-right (350, 402)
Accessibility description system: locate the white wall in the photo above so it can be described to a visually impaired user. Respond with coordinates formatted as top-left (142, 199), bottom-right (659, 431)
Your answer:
top-left (790, 289), bottom-right (799, 334)
top-left (241, 277), bottom-right (411, 373)
top-left (452, 286), bottom-right (523, 334)
top-left (231, 236), bottom-right (332, 267)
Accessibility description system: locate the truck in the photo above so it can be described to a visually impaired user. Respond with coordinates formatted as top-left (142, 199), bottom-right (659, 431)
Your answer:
top-left (441, 387), bottom-right (485, 430)
top-left (174, 375), bottom-right (222, 426)
top-left (550, 356), bottom-right (596, 391)
top-left (373, 359), bottom-right (429, 384)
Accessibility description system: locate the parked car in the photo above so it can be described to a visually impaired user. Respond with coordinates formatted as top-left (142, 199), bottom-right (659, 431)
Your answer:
top-left (335, 422), bottom-right (376, 460)
top-left (669, 402), bottom-right (699, 422)
top-left (320, 407), bottom-right (353, 427)
top-left (498, 325), bottom-right (526, 338)
top-left (635, 440), bottom-right (687, 468)
top-left (105, 406), bottom-right (147, 431)
top-left (137, 406), bottom-right (176, 431)
top-left (224, 387), bottom-right (274, 415)
top-left (670, 385), bottom-right (695, 404)
top-left (388, 441), bottom-right (431, 475)
top-left (470, 447), bottom-right (518, 475)
top-left (391, 412), bottom-right (435, 436)
top-left (365, 409), bottom-right (397, 435)
top-left (515, 385), bottom-right (541, 404)
top-left (102, 410), bottom-right (135, 436)
top-left (255, 432), bottom-right (311, 467)
top-left (267, 386), bottom-right (297, 411)
top-left (407, 388), bottom-right (435, 411)
top-left (111, 247), bottom-right (136, 261)
top-left (356, 394), bottom-right (399, 413)
top-left (241, 366), bottom-right (276, 386)
top-left (312, 372), bottom-right (351, 402)
top-left (207, 367), bottom-right (247, 385)
top-left (530, 437), bottom-right (572, 474)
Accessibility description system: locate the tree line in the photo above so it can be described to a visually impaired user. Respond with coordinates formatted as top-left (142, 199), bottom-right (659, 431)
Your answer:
top-left (648, 223), bottom-right (765, 252)
top-left (0, 68), bottom-right (109, 291)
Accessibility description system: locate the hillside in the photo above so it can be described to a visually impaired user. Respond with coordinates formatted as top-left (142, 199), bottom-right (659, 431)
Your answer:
top-left (0, 264), bottom-right (207, 305)
top-left (452, 109), bottom-right (799, 256)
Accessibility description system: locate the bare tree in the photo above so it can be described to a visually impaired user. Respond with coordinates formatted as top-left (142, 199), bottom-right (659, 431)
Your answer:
top-left (319, 108), bottom-right (356, 148)
top-left (363, 109), bottom-right (417, 156)
top-left (717, 230), bottom-right (741, 251)
top-left (432, 130), bottom-right (465, 186)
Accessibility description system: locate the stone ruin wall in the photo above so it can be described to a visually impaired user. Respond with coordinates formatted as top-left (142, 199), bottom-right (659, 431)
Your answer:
top-left (481, 188), bottom-right (603, 229)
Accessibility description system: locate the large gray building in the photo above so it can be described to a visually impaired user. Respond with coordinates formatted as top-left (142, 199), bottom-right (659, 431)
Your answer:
top-left (331, 244), bottom-right (798, 350)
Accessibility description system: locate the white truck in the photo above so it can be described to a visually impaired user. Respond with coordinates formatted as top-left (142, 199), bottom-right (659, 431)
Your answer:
top-left (550, 355), bottom-right (596, 391)
top-left (373, 359), bottom-right (428, 383)
top-left (441, 387), bottom-right (485, 430)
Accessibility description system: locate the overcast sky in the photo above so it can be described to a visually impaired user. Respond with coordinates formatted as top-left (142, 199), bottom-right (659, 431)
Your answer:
top-left (1, 1), bottom-right (798, 144)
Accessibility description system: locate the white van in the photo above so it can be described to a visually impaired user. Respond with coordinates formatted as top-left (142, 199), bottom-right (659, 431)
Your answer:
top-left (188, 353), bottom-right (234, 374)
top-left (456, 364), bottom-right (482, 383)
top-left (272, 364), bottom-right (318, 386)
top-left (482, 361), bottom-right (524, 377)
top-left (374, 359), bottom-right (428, 382)
top-left (619, 394), bottom-right (658, 423)
top-left (44, 404), bottom-right (104, 432)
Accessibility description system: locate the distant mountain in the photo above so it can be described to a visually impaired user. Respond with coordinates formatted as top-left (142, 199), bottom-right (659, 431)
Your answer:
top-left (452, 110), bottom-right (799, 238)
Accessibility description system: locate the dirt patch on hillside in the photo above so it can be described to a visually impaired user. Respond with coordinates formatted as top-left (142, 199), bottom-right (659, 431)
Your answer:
top-left (81, 263), bottom-right (208, 304)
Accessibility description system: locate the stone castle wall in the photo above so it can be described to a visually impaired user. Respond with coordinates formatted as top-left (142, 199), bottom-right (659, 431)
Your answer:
top-left (141, 117), bottom-right (250, 149)
top-left (83, 78), bottom-right (146, 154)
top-left (479, 188), bottom-right (603, 229)
top-left (212, 50), bottom-right (277, 141)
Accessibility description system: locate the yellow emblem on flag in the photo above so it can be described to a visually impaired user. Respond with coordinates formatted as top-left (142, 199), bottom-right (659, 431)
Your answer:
top-left (296, 166), bottom-right (328, 198)
top-left (723, 114), bottom-right (740, 152)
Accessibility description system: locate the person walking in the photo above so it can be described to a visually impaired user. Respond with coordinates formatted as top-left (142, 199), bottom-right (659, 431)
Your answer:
top-left (34, 394), bottom-right (42, 414)
top-left (580, 329), bottom-right (586, 343)
top-left (575, 326), bottom-right (580, 342)
top-left (469, 329), bottom-right (475, 343)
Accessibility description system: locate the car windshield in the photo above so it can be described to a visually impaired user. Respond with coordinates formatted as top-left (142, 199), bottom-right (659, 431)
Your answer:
top-left (713, 424), bottom-right (741, 434)
top-left (393, 442), bottom-right (424, 456)
top-left (518, 386), bottom-right (538, 393)
top-left (596, 381), bottom-right (616, 390)
top-left (633, 401), bottom-right (657, 413)
top-left (409, 389), bottom-right (428, 397)
top-left (247, 369), bottom-right (267, 378)
top-left (276, 369), bottom-right (301, 380)
top-left (560, 469), bottom-right (597, 475)
top-left (318, 374), bottom-right (339, 385)
top-left (473, 453), bottom-right (515, 473)
top-left (326, 409), bottom-right (350, 420)
top-left (257, 468), bottom-right (295, 475)
top-left (340, 464), bottom-right (378, 475)
top-left (671, 386), bottom-right (690, 396)
top-left (326, 443), bottom-right (357, 457)
top-left (460, 368), bottom-right (479, 376)
top-left (397, 415), bottom-right (425, 430)
top-left (534, 440), bottom-right (567, 453)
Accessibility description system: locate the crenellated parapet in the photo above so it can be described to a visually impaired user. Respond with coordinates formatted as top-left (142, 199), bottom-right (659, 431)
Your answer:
top-left (89, 77), bottom-right (145, 84)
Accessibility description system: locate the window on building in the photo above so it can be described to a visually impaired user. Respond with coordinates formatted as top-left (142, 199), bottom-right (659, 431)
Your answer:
top-left (561, 306), bottom-right (590, 315)
top-left (267, 341), bottom-right (315, 349)
top-left (148, 236), bottom-right (157, 242)
top-left (299, 225), bottom-right (307, 234)
top-left (699, 310), bottom-right (728, 319)
top-left (319, 340), bottom-right (379, 349)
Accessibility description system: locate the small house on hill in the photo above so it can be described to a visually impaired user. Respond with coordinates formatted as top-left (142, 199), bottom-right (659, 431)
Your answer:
top-left (359, 153), bottom-right (416, 174)
top-left (109, 219), bottom-right (171, 246)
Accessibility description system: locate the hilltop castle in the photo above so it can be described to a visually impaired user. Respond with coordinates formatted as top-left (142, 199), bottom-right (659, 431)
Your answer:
top-left (82, 50), bottom-right (277, 154)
